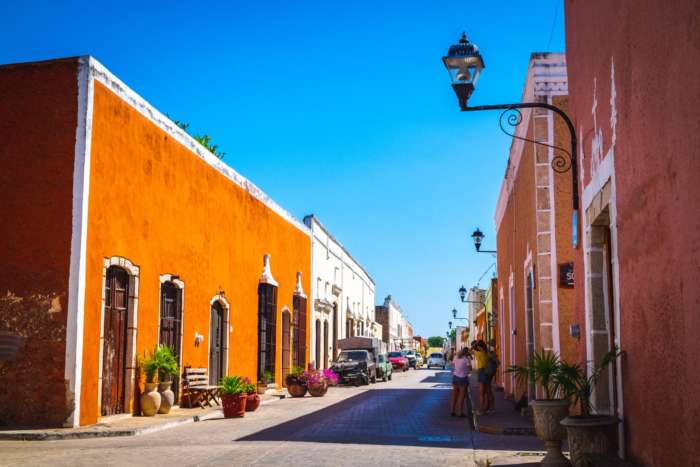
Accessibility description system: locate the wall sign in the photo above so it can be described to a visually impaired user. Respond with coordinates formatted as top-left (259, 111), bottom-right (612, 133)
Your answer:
top-left (559, 262), bottom-right (574, 288)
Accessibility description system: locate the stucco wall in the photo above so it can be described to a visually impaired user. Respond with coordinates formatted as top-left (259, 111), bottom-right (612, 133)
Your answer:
top-left (78, 80), bottom-right (311, 425)
top-left (0, 58), bottom-right (79, 426)
top-left (565, 1), bottom-right (700, 464)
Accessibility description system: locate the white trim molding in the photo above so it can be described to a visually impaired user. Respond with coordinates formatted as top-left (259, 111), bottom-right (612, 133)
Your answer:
top-left (259, 253), bottom-right (279, 287)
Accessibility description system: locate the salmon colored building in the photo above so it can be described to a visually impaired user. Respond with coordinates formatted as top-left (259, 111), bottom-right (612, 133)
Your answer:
top-left (565, 1), bottom-right (700, 464)
top-left (0, 56), bottom-right (311, 427)
top-left (494, 53), bottom-right (578, 401)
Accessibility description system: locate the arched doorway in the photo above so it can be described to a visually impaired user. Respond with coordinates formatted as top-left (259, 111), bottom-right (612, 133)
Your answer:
top-left (209, 301), bottom-right (226, 385)
top-left (323, 320), bottom-right (329, 368)
top-left (315, 319), bottom-right (321, 370)
top-left (282, 309), bottom-right (291, 384)
top-left (101, 266), bottom-right (129, 416)
top-left (159, 280), bottom-right (183, 398)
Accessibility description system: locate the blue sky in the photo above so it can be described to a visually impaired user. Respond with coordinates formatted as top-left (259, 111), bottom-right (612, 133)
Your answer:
top-left (1, 1), bottom-right (565, 339)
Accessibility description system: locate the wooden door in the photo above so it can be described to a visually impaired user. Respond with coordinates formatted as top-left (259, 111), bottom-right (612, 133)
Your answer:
top-left (209, 302), bottom-right (225, 385)
top-left (281, 311), bottom-right (291, 384)
top-left (102, 267), bottom-right (129, 416)
top-left (159, 282), bottom-right (182, 397)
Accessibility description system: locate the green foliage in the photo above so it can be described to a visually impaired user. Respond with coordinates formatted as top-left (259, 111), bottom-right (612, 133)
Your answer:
top-left (154, 345), bottom-right (179, 381)
top-left (171, 118), bottom-right (226, 159)
top-left (449, 329), bottom-right (457, 340)
top-left (140, 351), bottom-right (159, 384)
top-left (558, 347), bottom-right (621, 416)
top-left (506, 349), bottom-right (564, 400)
top-left (264, 370), bottom-right (274, 384)
top-left (427, 336), bottom-right (445, 347)
top-left (290, 365), bottom-right (305, 377)
top-left (220, 375), bottom-right (247, 395)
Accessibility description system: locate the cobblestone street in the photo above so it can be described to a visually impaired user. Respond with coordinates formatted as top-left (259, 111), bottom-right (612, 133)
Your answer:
top-left (0, 369), bottom-right (544, 467)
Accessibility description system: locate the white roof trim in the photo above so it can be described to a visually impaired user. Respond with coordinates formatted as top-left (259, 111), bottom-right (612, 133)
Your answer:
top-left (85, 56), bottom-right (310, 236)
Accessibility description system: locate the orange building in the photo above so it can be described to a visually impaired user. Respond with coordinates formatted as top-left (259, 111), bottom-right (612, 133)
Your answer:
top-left (0, 56), bottom-right (311, 427)
top-left (494, 53), bottom-right (578, 401)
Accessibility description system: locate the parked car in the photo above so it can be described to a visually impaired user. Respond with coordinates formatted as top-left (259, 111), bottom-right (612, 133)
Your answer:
top-left (388, 351), bottom-right (409, 371)
top-left (403, 350), bottom-right (417, 369)
top-left (415, 352), bottom-right (424, 368)
top-left (427, 352), bottom-right (446, 369)
top-left (331, 349), bottom-right (377, 385)
top-left (376, 353), bottom-right (393, 382)
top-left (331, 337), bottom-right (381, 385)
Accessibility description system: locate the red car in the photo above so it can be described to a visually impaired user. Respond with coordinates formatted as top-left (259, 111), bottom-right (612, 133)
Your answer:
top-left (388, 351), bottom-right (409, 372)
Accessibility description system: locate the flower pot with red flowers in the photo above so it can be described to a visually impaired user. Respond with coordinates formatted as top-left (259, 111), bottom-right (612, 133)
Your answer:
top-left (220, 376), bottom-right (247, 418)
top-left (285, 366), bottom-right (308, 398)
top-left (242, 378), bottom-right (260, 412)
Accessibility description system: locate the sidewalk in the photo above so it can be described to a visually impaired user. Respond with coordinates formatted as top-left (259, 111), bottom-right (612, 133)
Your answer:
top-left (0, 394), bottom-right (284, 441)
top-left (468, 373), bottom-right (535, 436)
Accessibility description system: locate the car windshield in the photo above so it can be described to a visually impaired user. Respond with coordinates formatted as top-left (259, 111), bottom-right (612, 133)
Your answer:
top-left (337, 351), bottom-right (367, 362)
top-left (377, 355), bottom-right (385, 362)
top-left (388, 352), bottom-right (402, 358)
top-left (430, 353), bottom-right (443, 358)
top-left (407, 350), bottom-right (415, 355)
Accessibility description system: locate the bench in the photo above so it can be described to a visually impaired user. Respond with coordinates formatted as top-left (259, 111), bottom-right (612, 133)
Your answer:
top-left (181, 367), bottom-right (222, 409)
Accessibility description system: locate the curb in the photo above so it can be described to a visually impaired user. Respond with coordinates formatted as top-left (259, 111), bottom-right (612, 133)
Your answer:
top-left (0, 396), bottom-right (288, 442)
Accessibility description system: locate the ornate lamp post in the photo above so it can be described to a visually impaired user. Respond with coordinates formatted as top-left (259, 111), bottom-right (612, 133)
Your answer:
top-left (443, 33), bottom-right (580, 247)
top-left (470, 227), bottom-right (496, 254)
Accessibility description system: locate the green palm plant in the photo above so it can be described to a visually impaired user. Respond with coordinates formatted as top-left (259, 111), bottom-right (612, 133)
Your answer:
top-left (506, 349), bottom-right (565, 400)
top-left (153, 345), bottom-right (179, 382)
top-left (558, 347), bottom-right (621, 416)
top-left (220, 375), bottom-right (247, 395)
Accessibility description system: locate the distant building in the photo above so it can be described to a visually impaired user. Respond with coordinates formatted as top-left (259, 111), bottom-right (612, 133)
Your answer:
top-left (375, 295), bottom-right (413, 351)
top-left (303, 215), bottom-right (377, 369)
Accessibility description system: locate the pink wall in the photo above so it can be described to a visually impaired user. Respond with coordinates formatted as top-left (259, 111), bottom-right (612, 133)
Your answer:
top-left (565, 1), bottom-right (700, 465)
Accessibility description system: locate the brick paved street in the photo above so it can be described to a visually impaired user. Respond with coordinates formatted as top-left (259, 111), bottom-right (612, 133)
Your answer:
top-left (0, 369), bottom-right (544, 467)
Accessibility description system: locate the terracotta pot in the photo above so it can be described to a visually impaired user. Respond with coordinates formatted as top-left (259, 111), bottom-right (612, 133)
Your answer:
top-left (140, 382), bottom-right (161, 417)
top-left (287, 383), bottom-right (308, 398)
top-left (561, 415), bottom-right (619, 467)
top-left (531, 399), bottom-right (572, 467)
top-left (222, 393), bottom-right (247, 418)
top-left (308, 381), bottom-right (328, 397)
top-left (245, 392), bottom-right (261, 411)
top-left (157, 381), bottom-right (175, 414)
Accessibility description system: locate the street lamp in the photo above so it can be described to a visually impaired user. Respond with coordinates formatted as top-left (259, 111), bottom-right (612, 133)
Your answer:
top-left (443, 33), bottom-right (580, 248)
top-left (458, 285), bottom-right (467, 303)
top-left (448, 320), bottom-right (452, 329)
top-left (471, 227), bottom-right (496, 254)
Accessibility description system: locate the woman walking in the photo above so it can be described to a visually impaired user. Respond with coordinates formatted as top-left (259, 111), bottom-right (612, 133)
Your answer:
top-left (473, 340), bottom-right (489, 415)
top-left (450, 348), bottom-right (471, 417)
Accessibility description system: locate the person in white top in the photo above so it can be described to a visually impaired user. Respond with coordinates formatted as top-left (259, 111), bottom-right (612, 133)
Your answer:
top-left (450, 348), bottom-right (472, 417)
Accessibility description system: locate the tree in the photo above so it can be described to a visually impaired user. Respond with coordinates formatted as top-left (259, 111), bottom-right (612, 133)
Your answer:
top-left (172, 119), bottom-right (226, 159)
top-left (427, 336), bottom-right (445, 348)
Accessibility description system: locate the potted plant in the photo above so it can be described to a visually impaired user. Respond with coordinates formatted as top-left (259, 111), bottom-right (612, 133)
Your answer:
top-left (507, 350), bottom-right (571, 467)
top-left (307, 369), bottom-right (339, 397)
top-left (220, 375), bottom-right (248, 418)
top-left (559, 348), bottom-right (622, 467)
top-left (154, 345), bottom-right (179, 414)
top-left (139, 350), bottom-right (161, 416)
top-left (243, 377), bottom-right (260, 412)
top-left (285, 366), bottom-right (308, 398)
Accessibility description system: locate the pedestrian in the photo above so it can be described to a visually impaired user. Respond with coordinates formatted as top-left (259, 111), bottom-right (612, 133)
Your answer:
top-left (473, 340), bottom-right (489, 415)
top-left (483, 341), bottom-right (500, 414)
top-left (450, 348), bottom-right (471, 418)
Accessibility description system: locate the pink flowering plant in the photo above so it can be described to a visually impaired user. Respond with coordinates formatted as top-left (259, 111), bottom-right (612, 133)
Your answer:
top-left (304, 368), bottom-right (339, 387)
top-left (323, 368), bottom-right (339, 386)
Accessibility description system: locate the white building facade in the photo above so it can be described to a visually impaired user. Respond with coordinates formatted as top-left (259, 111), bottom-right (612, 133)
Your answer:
top-left (303, 215), bottom-right (378, 369)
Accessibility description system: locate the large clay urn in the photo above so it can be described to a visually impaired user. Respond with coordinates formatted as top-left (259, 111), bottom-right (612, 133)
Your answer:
top-left (531, 400), bottom-right (572, 467)
top-left (245, 392), bottom-right (261, 412)
top-left (157, 381), bottom-right (175, 414)
top-left (307, 381), bottom-right (328, 397)
top-left (222, 394), bottom-right (247, 418)
top-left (560, 415), bottom-right (619, 467)
top-left (140, 382), bottom-right (162, 416)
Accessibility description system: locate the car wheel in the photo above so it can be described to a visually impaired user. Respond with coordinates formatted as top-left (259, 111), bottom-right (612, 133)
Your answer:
top-left (388, 373), bottom-right (392, 381)
top-left (362, 375), bottom-right (370, 385)
top-left (442, 365), bottom-right (446, 369)
top-left (371, 373), bottom-right (377, 384)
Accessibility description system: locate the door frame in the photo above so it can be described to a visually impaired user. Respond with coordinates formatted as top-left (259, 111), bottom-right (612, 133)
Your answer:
top-left (281, 307), bottom-right (291, 384)
top-left (208, 294), bottom-right (230, 384)
top-left (157, 274), bottom-right (185, 397)
top-left (98, 256), bottom-right (140, 418)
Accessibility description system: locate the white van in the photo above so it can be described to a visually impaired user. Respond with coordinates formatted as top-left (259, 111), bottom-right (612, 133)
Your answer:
top-left (427, 352), bottom-right (446, 369)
